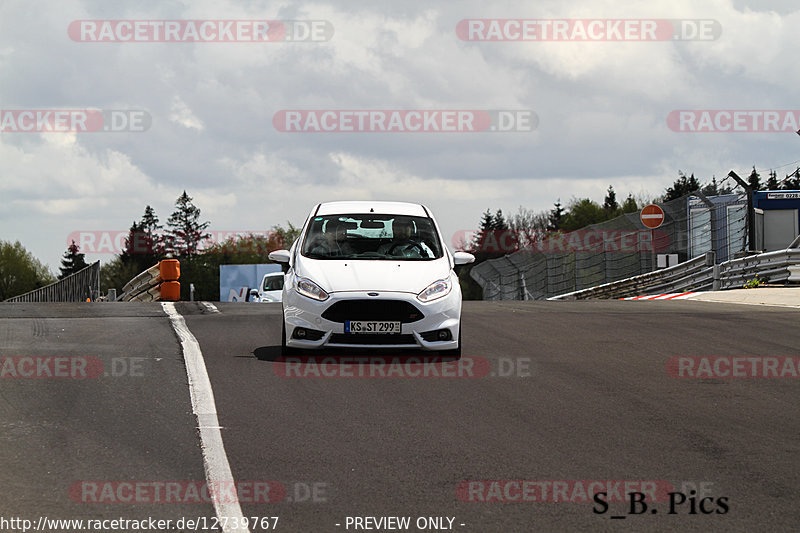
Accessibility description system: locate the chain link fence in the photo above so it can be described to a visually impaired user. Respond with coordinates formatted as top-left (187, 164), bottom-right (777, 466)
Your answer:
top-left (470, 193), bottom-right (748, 300)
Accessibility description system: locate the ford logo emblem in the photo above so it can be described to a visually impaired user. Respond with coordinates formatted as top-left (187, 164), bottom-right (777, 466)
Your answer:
top-left (367, 292), bottom-right (379, 296)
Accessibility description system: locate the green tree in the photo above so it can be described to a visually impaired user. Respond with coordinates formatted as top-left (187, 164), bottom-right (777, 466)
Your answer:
top-left (603, 185), bottom-right (619, 218)
top-left (663, 172), bottom-right (701, 201)
top-left (272, 222), bottom-right (301, 250)
top-left (121, 206), bottom-right (167, 274)
top-left (58, 241), bottom-right (88, 279)
top-left (560, 198), bottom-right (606, 231)
top-left (0, 240), bottom-right (55, 300)
top-left (493, 209), bottom-right (518, 253)
top-left (547, 200), bottom-right (564, 231)
top-left (766, 170), bottom-right (779, 190)
top-left (621, 194), bottom-right (638, 213)
top-left (783, 168), bottom-right (800, 190)
top-left (509, 206), bottom-right (549, 248)
top-left (119, 221), bottom-right (153, 275)
top-left (470, 209), bottom-right (496, 254)
top-left (702, 176), bottom-right (719, 196)
top-left (99, 255), bottom-right (141, 295)
top-left (493, 209), bottom-right (508, 230)
top-left (166, 191), bottom-right (211, 256)
top-left (140, 205), bottom-right (164, 254)
top-left (747, 166), bottom-right (761, 191)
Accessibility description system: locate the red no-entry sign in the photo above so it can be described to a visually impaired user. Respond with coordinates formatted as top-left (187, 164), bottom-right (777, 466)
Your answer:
top-left (640, 204), bottom-right (665, 229)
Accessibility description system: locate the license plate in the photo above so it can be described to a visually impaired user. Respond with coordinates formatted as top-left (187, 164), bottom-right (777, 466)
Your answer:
top-left (345, 321), bottom-right (401, 334)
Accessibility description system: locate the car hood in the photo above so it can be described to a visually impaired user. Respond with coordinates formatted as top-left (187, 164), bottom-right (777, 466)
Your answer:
top-left (296, 257), bottom-right (451, 294)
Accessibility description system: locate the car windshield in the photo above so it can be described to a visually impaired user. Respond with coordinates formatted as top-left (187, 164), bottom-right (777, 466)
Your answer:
top-left (301, 214), bottom-right (443, 260)
top-left (263, 275), bottom-right (284, 291)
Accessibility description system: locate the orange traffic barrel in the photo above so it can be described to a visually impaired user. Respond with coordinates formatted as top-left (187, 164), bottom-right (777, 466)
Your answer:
top-left (159, 259), bottom-right (180, 281)
top-left (160, 281), bottom-right (181, 301)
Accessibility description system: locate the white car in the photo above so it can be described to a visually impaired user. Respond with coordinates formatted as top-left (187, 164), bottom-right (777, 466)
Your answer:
top-left (249, 272), bottom-right (284, 302)
top-left (268, 201), bottom-right (474, 356)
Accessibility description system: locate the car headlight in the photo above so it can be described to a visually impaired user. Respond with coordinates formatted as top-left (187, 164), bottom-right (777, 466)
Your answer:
top-left (296, 277), bottom-right (329, 301)
top-left (417, 278), bottom-right (451, 302)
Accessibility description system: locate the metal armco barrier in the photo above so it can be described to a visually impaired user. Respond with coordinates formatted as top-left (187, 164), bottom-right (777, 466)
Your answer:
top-left (469, 192), bottom-right (752, 301)
top-left (549, 248), bottom-right (800, 300)
top-left (4, 261), bottom-right (100, 302)
top-left (117, 259), bottom-right (181, 302)
top-left (717, 249), bottom-right (800, 289)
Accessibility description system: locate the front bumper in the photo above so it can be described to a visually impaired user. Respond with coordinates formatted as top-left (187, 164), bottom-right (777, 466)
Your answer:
top-left (282, 287), bottom-right (461, 351)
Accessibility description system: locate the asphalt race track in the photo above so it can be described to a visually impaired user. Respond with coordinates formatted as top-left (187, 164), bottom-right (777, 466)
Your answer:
top-left (1, 300), bottom-right (799, 532)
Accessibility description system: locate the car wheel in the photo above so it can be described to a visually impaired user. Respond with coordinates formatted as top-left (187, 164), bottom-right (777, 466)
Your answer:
top-left (444, 322), bottom-right (462, 359)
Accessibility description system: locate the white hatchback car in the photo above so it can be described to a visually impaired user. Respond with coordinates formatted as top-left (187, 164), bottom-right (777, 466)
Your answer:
top-left (268, 201), bottom-right (474, 356)
top-left (249, 272), bottom-right (284, 303)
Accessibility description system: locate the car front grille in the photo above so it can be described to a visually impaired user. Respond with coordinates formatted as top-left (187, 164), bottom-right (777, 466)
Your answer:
top-left (328, 333), bottom-right (417, 345)
top-left (321, 300), bottom-right (424, 323)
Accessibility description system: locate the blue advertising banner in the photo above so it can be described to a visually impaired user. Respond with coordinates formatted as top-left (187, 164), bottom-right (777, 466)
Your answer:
top-left (219, 263), bottom-right (282, 302)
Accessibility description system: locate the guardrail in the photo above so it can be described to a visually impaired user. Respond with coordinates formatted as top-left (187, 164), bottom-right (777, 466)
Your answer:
top-left (718, 249), bottom-right (800, 289)
top-left (4, 261), bottom-right (100, 302)
top-left (549, 248), bottom-right (800, 300)
top-left (116, 260), bottom-right (180, 302)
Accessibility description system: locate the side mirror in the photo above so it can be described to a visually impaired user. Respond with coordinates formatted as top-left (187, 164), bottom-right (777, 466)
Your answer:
top-left (248, 289), bottom-right (259, 301)
top-left (453, 251), bottom-right (475, 265)
top-left (453, 251), bottom-right (475, 274)
top-left (268, 249), bottom-right (291, 263)
top-left (269, 249), bottom-right (291, 273)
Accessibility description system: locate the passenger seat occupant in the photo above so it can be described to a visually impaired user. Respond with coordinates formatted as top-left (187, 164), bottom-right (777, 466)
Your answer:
top-left (309, 219), bottom-right (355, 257)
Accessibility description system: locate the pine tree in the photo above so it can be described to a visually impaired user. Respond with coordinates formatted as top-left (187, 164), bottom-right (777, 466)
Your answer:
top-left (784, 168), bottom-right (800, 190)
top-left (702, 176), bottom-right (719, 196)
top-left (766, 170), bottom-right (779, 190)
top-left (493, 209), bottom-right (517, 252)
top-left (747, 166), bottom-right (761, 191)
top-left (121, 219), bottom-right (163, 273)
top-left (663, 172), bottom-right (701, 201)
top-left (140, 205), bottom-right (163, 252)
top-left (621, 194), bottom-right (638, 213)
top-left (166, 191), bottom-right (211, 256)
top-left (547, 200), bottom-right (564, 231)
top-left (493, 209), bottom-right (508, 230)
top-left (471, 209), bottom-right (495, 253)
top-left (121, 221), bottom-right (144, 262)
top-left (58, 240), bottom-right (88, 279)
top-left (603, 185), bottom-right (618, 218)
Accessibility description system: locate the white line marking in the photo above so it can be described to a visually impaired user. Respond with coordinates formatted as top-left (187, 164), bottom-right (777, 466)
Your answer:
top-left (684, 296), bottom-right (800, 309)
top-left (162, 302), bottom-right (250, 533)
top-left (201, 302), bottom-right (220, 313)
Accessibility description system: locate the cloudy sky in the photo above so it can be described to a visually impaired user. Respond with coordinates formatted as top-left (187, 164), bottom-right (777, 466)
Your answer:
top-left (2, 0), bottom-right (799, 272)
